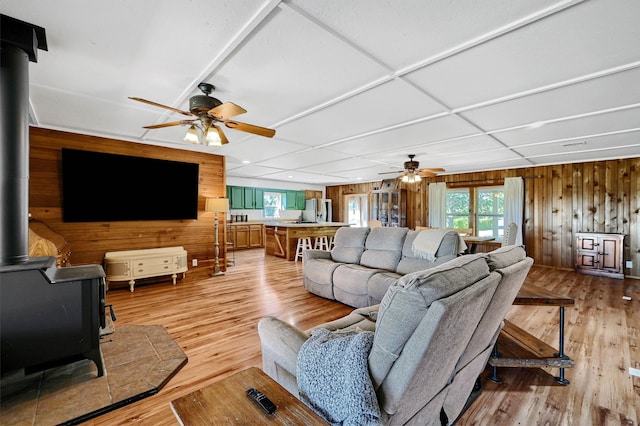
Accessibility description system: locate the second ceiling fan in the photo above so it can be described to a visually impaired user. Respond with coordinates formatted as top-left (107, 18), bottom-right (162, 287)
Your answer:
top-left (129, 82), bottom-right (275, 146)
top-left (380, 154), bottom-right (445, 182)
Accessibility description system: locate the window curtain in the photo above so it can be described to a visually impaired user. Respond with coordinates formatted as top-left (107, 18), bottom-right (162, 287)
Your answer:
top-left (504, 177), bottom-right (524, 245)
top-left (428, 182), bottom-right (447, 228)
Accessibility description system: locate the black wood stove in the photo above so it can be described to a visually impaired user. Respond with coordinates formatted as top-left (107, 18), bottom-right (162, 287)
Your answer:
top-left (0, 258), bottom-right (107, 376)
top-left (0, 16), bottom-right (111, 377)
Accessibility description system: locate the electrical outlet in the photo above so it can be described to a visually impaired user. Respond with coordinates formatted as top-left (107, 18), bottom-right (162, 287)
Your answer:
top-left (626, 260), bottom-right (633, 269)
top-left (192, 259), bottom-right (198, 267)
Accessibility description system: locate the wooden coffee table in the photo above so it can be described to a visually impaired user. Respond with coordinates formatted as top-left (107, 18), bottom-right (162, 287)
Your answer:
top-left (170, 367), bottom-right (327, 425)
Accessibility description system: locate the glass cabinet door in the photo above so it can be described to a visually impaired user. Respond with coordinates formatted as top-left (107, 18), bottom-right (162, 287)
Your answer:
top-left (380, 192), bottom-right (389, 226)
top-left (370, 192), bottom-right (380, 222)
top-left (389, 191), bottom-right (399, 226)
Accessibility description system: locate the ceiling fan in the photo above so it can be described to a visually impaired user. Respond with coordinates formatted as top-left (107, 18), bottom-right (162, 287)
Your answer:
top-left (380, 154), bottom-right (445, 183)
top-left (129, 82), bottom-right (275, 146)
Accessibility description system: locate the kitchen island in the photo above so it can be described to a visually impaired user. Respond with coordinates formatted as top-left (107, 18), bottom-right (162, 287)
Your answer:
top-left (264, 222), bottom-right (350, 261)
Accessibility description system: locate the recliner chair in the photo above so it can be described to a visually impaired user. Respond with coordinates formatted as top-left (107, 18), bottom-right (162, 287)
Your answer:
top-left (259, 246), bottom-right (533, 425)
top-left (259, 254), bottom-right (512, 425)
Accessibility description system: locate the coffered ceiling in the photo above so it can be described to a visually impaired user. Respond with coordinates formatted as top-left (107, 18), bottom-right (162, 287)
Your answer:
top-left (4, 0), bottom-right (640, 184)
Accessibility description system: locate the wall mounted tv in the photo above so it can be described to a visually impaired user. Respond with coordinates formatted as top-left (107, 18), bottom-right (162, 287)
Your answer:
top-left (61, 149), bottom-right (199, 222)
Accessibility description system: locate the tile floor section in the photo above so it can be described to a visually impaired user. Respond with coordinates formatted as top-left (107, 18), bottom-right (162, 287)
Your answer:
top-left (0, 325), bottom-right (187, 425)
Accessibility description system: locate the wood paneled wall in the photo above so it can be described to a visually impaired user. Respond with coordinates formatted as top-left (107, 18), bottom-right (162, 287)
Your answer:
top-left (327, 158), bottom-right (640, 277)
top-left (326, 182), bottom-right (380, 223)
top-left (28, 128), bottom-right (226, 275)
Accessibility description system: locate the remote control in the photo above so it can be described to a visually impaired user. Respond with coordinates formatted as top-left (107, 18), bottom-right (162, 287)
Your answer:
top-left (246, 387), bottom-right (277, 414)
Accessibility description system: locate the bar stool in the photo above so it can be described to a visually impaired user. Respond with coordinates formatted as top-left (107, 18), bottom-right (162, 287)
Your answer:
top-left (314, 236), bottom-right (330, 251)
top-left (294, 237), bottom-right (313, 262)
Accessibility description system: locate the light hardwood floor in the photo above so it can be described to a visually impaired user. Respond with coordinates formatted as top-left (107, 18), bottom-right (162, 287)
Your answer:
top-left (89, 249), bottom-right (639, 425)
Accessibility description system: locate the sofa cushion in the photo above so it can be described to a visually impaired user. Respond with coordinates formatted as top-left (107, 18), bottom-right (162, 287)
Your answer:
top-left (303, 258), bottom-right (344, 300)
top-left (367, 271), bottom-right (402, 306)
top-left (368, 254), bottom-right (490, 387)
top-left (331, 227), bottom-right (370, 264)
top-left (360, 227), bottom-right (408, 271)
top-left (485, 245), bottom-right (526, 271)
top-left (333, 264), bottom-right (383, 308)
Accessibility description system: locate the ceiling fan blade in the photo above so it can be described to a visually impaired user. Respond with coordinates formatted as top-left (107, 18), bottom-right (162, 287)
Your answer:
top-left (418, 170), bottom-right (436, 177)
top-left (224, 121), bottom-right (276, 138)
top-left (143, 120), bottom-right (194, 129)
top-left (129, 97), bottom-right (193, 116)
top-left (213, 125), bottom-right (229, 145)
top-left (208, 102), bottom-right (247, 120)
top-left (421, 167), bottom-right (445, 172)
top-left (379, 170), bottom-right (404, 175)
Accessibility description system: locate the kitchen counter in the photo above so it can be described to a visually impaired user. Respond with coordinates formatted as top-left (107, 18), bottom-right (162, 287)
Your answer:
top-left (264, 222), bottom-right (350, 260)
top-left (263, 221), bottom-right (350, 227)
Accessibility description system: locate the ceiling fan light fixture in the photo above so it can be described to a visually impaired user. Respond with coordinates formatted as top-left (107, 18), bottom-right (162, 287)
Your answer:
top-left (401, 173), bottom-right (421, 183)
top-left (184, 125), bottom-right (199, 144)
top-left (205, 126), bottom-right (222, 146)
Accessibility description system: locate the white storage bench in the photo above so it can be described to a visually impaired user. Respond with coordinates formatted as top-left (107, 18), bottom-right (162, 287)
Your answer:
top-left (104, 246), bottom-right (188, 292)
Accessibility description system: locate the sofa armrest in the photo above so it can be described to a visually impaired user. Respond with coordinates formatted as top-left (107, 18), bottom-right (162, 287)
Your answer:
top-left (303, 249), bottom-right (332, 264)
top-left (258, 316), bottom-right (309, 396)
top-left (306, 305), bottom-right (380, 334)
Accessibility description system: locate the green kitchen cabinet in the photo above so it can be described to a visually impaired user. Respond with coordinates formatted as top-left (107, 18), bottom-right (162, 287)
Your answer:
top-left (295, 191), bottom-right (305, 209)
top-left (242, 187), bottom-right (264, 209)
top-left (254, 188), bottom-right (264, 209)
top-left (285, 190), bottom-right (306, 210)
top-left (228, 186), bottom-right (245, 209)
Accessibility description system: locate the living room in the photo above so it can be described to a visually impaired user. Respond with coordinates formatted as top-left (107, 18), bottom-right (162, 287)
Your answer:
top-left (1, 1), bottom-right (639, 424)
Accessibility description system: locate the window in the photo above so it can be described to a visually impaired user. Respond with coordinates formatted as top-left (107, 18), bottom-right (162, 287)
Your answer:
top-left (445, 186), bottom-right (505, 239)
top-left (476, 186), bottom-right (504, 238)
top-left (263, 192), bottom-right (283, 218)
top-left (445, 188), bottom-right (470, 229)
top-left (344, 194), bottom-right (368, 227)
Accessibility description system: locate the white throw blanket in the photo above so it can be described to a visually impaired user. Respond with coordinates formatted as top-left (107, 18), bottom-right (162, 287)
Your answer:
top-left (412, 229), bottom-right (467, 261)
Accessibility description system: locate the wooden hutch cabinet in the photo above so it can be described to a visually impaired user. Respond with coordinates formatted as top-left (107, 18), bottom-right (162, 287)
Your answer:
top-left (370, 189), bottom-right (406, 227)
top-left (575, 232), bottom-right (625, 279)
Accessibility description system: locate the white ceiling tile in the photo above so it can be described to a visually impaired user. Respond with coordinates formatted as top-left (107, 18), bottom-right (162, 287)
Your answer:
top-left (406, 0), bottom-right (640, 108)
top-left (327, 115), bottom-right (480, 156)
top-left (216, 138), bottom-right (308, 165)
top-left (258, 149), bottom-right (351, 169)
top-left (527, 145), bottom-right (640, 165)
top-left (27, 1), bottom-right (266, 104)
top-left (276, 79), bottom-right (446, 145)
top-left (258, 170), bottom-right (344, 184)
top-left (461, 67), bottom-right (640, 131)
top-left (493, 107), bottom-right (640, 147)
top-left (226, 165), bottom-right (285, 177)
top-left (210, 3), bottom-right (388, 126)
top-left (443, 158), bottom-right (533, 173)
top-left (305, 157), bottom-right (388, 174)
top-left (293, 0), bottom-right (562, 70)
top-left (515, 130), bottom-right (640, 158)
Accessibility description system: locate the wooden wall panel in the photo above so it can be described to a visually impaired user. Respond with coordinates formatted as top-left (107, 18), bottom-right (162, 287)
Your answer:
top-left (325, 158), bottom-right (640, 277)
top-left (326, 182), bottom-right (379, 223)
top-left (28, 127), bottom-right (225, 275)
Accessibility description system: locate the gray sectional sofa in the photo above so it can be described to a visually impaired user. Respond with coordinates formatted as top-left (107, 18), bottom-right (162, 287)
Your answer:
top-left (259, 245), bottom-right (534, 425)
top-left (303, 226), bottom-right (461, 307)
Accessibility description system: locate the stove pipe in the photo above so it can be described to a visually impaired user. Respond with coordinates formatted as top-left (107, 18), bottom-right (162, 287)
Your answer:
top-left (0, 15), bottom-right (47, 266)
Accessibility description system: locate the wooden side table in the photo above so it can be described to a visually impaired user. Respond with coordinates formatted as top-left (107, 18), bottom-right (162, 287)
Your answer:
top-left (489, 282), bottom-right (575, 384)
top-left (170, 367), bottom-right (327, 425)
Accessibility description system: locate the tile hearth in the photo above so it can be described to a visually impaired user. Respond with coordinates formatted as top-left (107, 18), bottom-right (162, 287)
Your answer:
top-left (0, 325), bottom-right (187, 425)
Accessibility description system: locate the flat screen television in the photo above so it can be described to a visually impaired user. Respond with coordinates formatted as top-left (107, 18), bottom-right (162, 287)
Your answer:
top-left (61, 148), bottom-right (199, 222)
